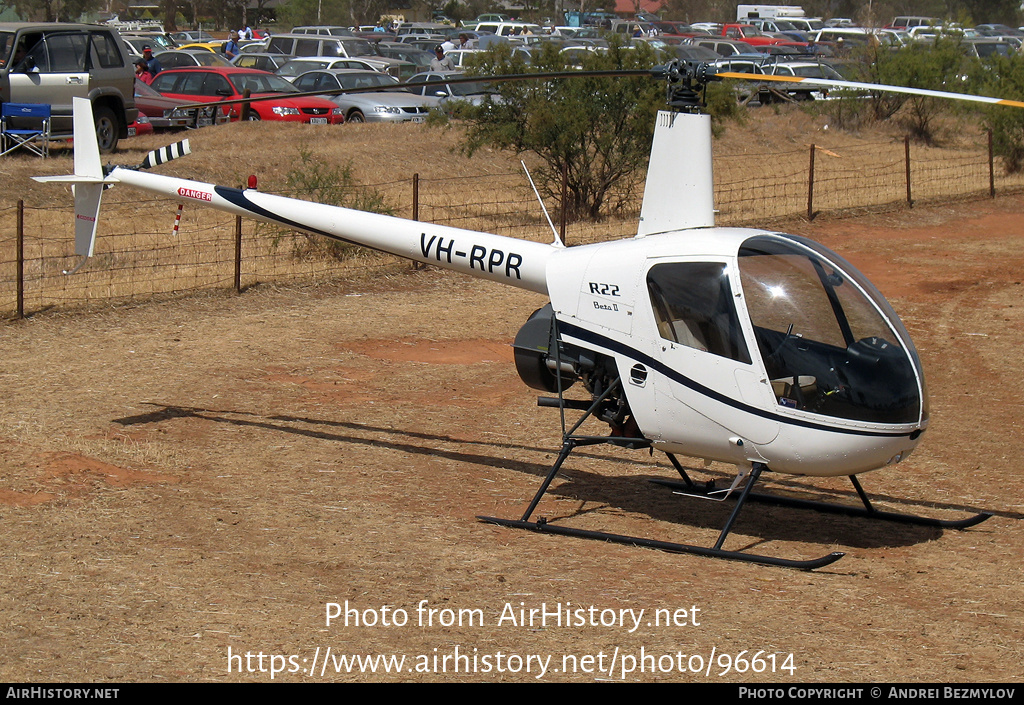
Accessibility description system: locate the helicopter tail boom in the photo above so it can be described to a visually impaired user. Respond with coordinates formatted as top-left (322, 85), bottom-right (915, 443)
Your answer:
top-left (37, 99), bottom-right (557, 295)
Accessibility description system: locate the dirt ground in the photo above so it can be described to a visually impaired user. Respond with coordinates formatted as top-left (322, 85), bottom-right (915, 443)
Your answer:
top-left (1, 187), bottom-right (1023, 682)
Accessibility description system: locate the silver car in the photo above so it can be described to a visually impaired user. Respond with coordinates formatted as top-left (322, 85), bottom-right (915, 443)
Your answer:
top-left (292, 69), bottom-right (437, 123)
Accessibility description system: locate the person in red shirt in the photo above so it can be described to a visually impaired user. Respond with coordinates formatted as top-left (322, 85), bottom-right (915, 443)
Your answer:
top-left (134, 57), bottom-right (154, 84)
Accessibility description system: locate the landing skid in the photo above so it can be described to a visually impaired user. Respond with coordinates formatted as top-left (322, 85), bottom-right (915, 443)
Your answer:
top-left (653, 456), bottom-right (993, 530)
top-left (477, 376), bottom-right (845, 570)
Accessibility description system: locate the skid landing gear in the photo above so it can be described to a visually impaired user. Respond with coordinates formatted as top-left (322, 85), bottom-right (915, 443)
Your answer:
top-left (479, 382), bottom-right (991, 569)
top-left (477, 377), bottom-right (845, 570)
top-left (480, 448), bottom-right (845, 569)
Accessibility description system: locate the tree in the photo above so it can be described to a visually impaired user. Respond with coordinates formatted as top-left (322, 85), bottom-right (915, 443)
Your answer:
top-left (879, 37), bottom-right (967, 143)
top-left (457, 41), bottom-right (665, 222)
top-left (279, 0), bottom-right (351, 28)
top-left (976, 54), bottom-right (1024, 173)
top-left (825, 38), bottom-right (966, 142)
top-left (0, 0), bottom-right (100, 21)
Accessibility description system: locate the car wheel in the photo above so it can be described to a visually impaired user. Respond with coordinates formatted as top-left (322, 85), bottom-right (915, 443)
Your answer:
top-left (245, 110), bottom-right (261, 121)
top-left (347, 110), bottom-right (365, 123)
top-left (94, 106), bottom-right (120, 154)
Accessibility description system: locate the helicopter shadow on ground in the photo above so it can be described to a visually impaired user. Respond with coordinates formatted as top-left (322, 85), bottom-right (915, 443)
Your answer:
top-left (112, 404), bottom-right (999, 553)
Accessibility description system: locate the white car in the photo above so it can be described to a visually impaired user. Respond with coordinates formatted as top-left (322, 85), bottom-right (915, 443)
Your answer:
top-left (276, 55), bottom-right (416, 82)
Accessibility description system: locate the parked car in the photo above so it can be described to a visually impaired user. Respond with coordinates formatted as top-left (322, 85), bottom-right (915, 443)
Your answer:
top-left (231, 52), bottom-right (294, 72)
top-left (759, 60), bottom-right (845, 100)
top-left (291, 26), bottom-right (356, 37)
top-left (127, 113), bottom-right (154, 137)
top-left (134, 78), bottom-right (229, 129)
top-left (689, 37), bottom-right (757, 56)
top-left (148, 67), bottom-right (344, 123)
top-left (404, 70), bottom-right (499, 108)
top-left (0, 22), bottom-right (137, 152)
top-left (121, 33), bottom-right (177, 55)
top-left (281, 53), bottom-right (416, 79)
top-left (168, 30), bottom-right (216, 44)
top-left (291, 69), bottom-right (437, 122)
top-left (265, 33), bottom-right (377, 60)
top-left (962, 38), bottom-right (1016, 59)
top-left (374, 42), bottom-right (433, 72)
top-left (155, 49), bottom-right (232, 68)
top-left (672, 44), bottom-right (722, 62)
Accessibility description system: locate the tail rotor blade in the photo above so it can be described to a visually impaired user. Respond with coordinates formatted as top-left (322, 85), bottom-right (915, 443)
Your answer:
top-left (139, 140), bottom-right (192, 170)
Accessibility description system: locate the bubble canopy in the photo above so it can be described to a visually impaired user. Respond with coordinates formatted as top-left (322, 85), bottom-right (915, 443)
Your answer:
top-left (737, 234), bottom-right (927, 426)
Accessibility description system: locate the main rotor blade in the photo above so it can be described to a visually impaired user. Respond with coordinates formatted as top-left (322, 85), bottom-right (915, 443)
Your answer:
top-left (715, 71), bottom-right (1024, 109)
top-left (168, 69), bottom-right (655, 112)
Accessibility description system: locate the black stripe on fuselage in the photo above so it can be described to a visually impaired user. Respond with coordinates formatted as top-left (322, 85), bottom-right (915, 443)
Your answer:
top-left (558, 320), bottom-right (918, 439)
top-left (214, 186), bottom-right (393, 256)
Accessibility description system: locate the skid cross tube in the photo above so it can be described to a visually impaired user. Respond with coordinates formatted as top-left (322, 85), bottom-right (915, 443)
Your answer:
top-left (652, 461), bottom-right (992, 530)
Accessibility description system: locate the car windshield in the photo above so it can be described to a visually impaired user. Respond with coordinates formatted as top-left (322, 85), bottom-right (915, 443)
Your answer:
top-left (278, 59), bottom-right (330, 77)
top-left (134, 78), bottom-right (162, 97)
top-left (791, 64), bottom-right (843, 79)
top-left (229, 73), bottom-right (300, 94)
top-left (340, 39), bottom-right (373, 55)
top-left (337, 72), bottom-right (398, 89)
top-left (194, 52), bottom-right (232, 67)
top-left (975, 42), bottom-right (1012, 57)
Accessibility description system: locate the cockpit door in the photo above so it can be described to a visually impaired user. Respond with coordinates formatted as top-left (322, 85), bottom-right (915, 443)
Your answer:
top-left (641, 259), bottom-right (780, 449)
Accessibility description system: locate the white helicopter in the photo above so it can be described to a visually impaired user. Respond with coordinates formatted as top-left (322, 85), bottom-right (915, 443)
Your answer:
top-left (36, 62), bottom-right (995, 569)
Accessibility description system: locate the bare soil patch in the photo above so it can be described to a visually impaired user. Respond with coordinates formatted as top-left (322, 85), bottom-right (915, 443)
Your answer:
top-left (0, 112), bottom-right (1022, 683)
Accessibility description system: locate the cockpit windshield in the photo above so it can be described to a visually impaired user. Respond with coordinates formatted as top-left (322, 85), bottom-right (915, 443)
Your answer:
top-left (738, 235), bottom-right (925, 424)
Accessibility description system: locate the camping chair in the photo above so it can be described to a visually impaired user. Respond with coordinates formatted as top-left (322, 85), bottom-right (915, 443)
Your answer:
top-left (1, 103), bottom-right (52, 157)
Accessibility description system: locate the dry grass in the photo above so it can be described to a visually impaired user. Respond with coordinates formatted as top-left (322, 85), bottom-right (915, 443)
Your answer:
top-left (1, 106), bottom-right (1023, 682)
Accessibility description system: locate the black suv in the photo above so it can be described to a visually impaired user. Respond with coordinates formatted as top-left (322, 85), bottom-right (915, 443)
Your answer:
top-left (0, 23), bottom-right (137, 152)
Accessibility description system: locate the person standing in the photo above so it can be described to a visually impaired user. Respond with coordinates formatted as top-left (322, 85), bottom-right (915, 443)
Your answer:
top-left (223, 30), bottom-right (240, 60)
top-left (142, 45), bottom-right (161, 74)
top-left (430, 45), bottom-right (455, 71)
top-left (134, 57), bottom-right (154, 84)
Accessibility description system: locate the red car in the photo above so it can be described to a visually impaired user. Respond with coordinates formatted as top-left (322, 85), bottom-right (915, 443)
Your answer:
top-left (149, 67), bottom-right (344, 124)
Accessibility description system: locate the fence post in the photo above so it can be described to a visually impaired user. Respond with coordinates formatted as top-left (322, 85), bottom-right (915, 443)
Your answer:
top-left (905, 135), bottom-right (913, 208)
top-left (989, 129), bottom-right (995, 199)
top-left (16, 199), bottom-right (24, 319)
top-left (412, 173), bottom-right (424, 270)
top-left (234, 213), bottom-right (242, 294)
top-left (807, 144), bottom-right (815, 221)
top-left (240, 89), bottom-right (251, 121)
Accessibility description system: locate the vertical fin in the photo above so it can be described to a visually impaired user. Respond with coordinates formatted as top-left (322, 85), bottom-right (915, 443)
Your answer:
top-left (636, 111), bottom-right (715, 237)
top-left (72, 97), bottom-right (103, 180)
top-left (72, 183), bottom-right (103, 258)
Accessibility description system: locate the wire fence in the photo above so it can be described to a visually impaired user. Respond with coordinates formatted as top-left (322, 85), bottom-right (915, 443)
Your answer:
top-left (3, 134), bottom-right (1024, 319)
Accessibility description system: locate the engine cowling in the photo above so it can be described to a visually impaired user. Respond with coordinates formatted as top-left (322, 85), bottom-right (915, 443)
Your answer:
top-left (513, 304), bottom-right (581, 392)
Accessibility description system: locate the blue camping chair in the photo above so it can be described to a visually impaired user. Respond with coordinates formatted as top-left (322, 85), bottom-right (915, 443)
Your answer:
top-left (1, 103), bottom-right (52, 157)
